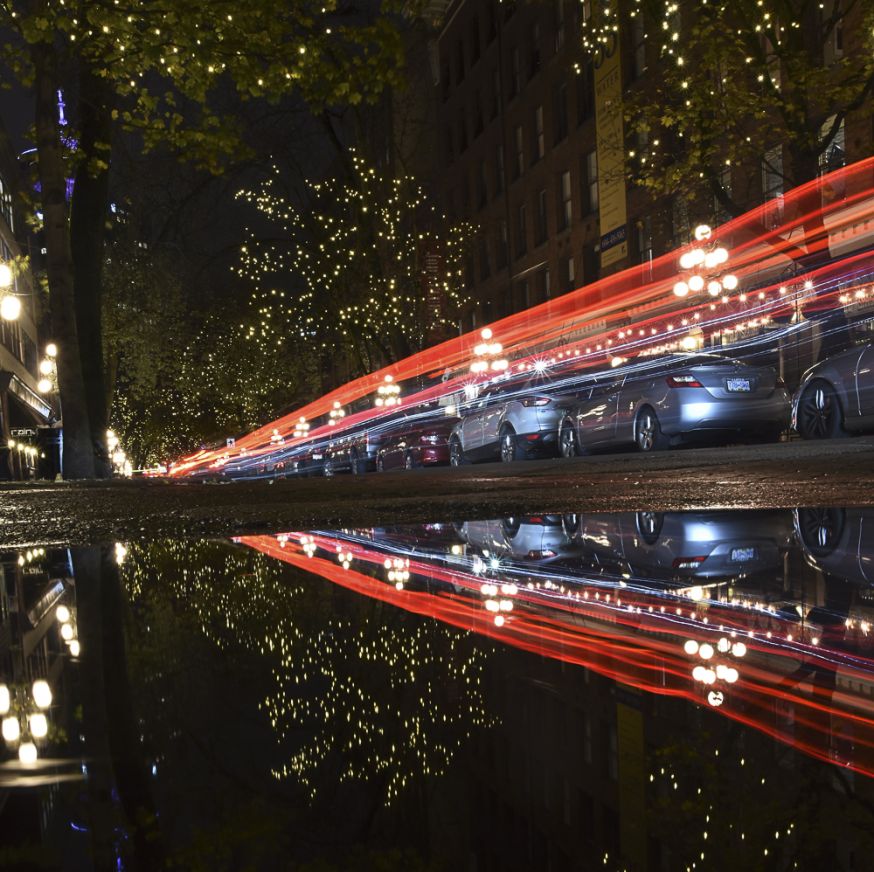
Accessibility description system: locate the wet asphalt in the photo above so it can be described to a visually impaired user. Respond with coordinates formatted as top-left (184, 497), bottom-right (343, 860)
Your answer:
top-left (1, 437), bottom-right (873, 547)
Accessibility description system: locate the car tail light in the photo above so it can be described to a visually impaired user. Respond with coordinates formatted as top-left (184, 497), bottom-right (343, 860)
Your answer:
top-left (672, 556), bottom-right (708, 569)
top-left (527, 549), bottom-right (557, 559)
top-left (521, 396), bottom-right (552, 406)
top-left (420, 434), bottom-right (442, 443)
top-left (666, 375), bottom-right (704, 388)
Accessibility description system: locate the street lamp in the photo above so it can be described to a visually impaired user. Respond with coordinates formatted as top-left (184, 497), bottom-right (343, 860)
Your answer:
top-left (374, 374), bottom-right (401, 408)
top-left (0, 677), bottom-right (54, 764)
top-left (470, 328), bottom-right (508, 374)
top-left (673, 225), bottom-right (739, 299)
top-left (0, 262), bottom-right (20, 322)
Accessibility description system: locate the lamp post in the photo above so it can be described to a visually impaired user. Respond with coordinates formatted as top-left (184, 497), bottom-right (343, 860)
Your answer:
top-left (374, 374), bottom-right (401, 408)
top-left (469, 328), bottom-right (509, 375)
top-left (0, 262), bottom-right (21, 322)
top-left (0, 677), bottom-right (54, 764)
top-left (673, 225), bottom-right (739, 301)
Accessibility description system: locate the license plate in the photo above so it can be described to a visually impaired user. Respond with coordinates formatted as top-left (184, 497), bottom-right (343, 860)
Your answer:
top-left (726, 378), bottom-right (751, 392)
top-left (730, 547), bottom-right (757, 562)
top-left (312, 453), bottom-right (323, 460)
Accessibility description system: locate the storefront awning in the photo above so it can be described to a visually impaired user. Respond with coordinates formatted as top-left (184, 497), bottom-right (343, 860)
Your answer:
top-left (0, 371), bottom-right (54, 423)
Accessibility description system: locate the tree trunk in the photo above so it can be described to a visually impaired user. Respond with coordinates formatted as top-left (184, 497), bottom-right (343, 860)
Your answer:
top-left (71, 63), bottom-right (114, 478)
top-left (33, 44), bottom-right (95, 478)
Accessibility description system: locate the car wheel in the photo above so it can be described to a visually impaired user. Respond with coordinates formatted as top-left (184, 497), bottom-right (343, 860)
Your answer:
top-left (502, 516), bottom-right (522, 538)
top-left (404, 452), bottom-right (419, 470)
top-left (376, 455), bottom-right (385, 473)
top-left (636, 511), bottom-right (664, 545)
top-left (796, 507), bottom-right (845, 558)
top-left (499, 426), bottom-right (524, 463)
top-left (635, 407), bottom-right (668, 452)
top-left (323, 460), bottom-right (335, 478)
top-left (559, 420), bottom-right (579, 458)
top-left (797, 380), bottom-right (844, 439)
top-left (449, 437), bottom-right (467, 467)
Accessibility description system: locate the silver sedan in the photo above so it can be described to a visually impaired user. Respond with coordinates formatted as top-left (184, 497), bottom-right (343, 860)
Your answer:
top-left (558, 354), bottom-right (791, 455)
top-left (792, 340), bottom-right (874, 439)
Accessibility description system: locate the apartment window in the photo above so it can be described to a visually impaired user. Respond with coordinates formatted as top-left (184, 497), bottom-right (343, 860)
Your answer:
top-left (455, 40), bottom-right (465, 84)
top-left (496, 219), bottom-right (509, 268)
top-left (819, 115), bottom-right (846, 175)
top-left (477, 160), bottom-right (488, 209)
top-left (495, 144), bottom-right (505, 194)
top-left (762, 145), bottom-right (784, 201)
top-left (511, 47), bottom-right (522, 98)
top-left (543, 266), bottom-right (551, 299)
top-left (514, 125), bottom-right (524, 179)
top-left (473, 90), bottom-right (484, 137)
top-left (585, 150), bottom-right (599, 213)
top-left (632, 12), bottom-right (647, 78)
top-left (583, 242), bottom-right (598, 282)
top-left (535, 188), bottom-right (548, 245)
top-left (458, 111), bottom-right (468, 152)
top-left (554, 0), bottom-right (565, 52)
top-left (635, 215), bottom-right (653, 266)
top-left (553, 82), bottom-right (568, 143)
top-left (564, 255), bottom-right (576, 290)
top-left (470, 15), bottom-right (481, 65)
top-left (479, 235), bottom-right (490, 281)
top-left (440, 60), bottom-right (451, 102)
top-left (491, 68), bottom-right (501, 120)
top-left (559, 170), bottom-right (572, 230)
top-left (516, 202), bottom-right (527, 258)
top-left (576, 62), bottom-right (594, 124)
top-left (534, 106), bottom-right (545, 161)
top-left (529, 24), bottom-right (541, 80)
top-left (714, 166), bottom-right (732, 226)
top-left (581, 0), bottom-right (592, 23)
top-left (486, 1), bottom-right (496, 42)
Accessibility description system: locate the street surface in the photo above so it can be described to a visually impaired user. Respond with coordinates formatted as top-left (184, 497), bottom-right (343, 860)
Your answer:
top-left (0, 437), bottom-right (872, 546)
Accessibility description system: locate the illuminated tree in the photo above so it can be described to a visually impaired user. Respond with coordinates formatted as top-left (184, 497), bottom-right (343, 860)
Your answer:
top-left (582, 0), bottom-right (874, 251)
top-left (0, 0), bottom-right (405, 477)
top-left (238, 152), bottom-right (473, 377)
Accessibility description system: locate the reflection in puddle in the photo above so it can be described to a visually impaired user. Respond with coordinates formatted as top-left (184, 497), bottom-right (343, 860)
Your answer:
top-left (2, 508), bottom-right (874, 869)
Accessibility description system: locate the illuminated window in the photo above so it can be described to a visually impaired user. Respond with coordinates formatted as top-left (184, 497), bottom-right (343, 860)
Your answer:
top-left (535, 188), bottom-right (548, 245)
top-left (534, 106), bottom-right (545, 161)
top-left (514, 125), bottom-right (524, 178)
top-left (559, 170), bottom-right (572, 230)
top-left (585, 150), bottom-right (598, 213)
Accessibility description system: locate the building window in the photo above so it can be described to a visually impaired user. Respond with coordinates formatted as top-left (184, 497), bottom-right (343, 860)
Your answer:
top-left (632, 12), bottom-right (647, 78)
top-left (440, 60), bottom-right (451, 102)
top-left (473, 90), bottom-right (484, 137)
top-left (491, 68), bottom-right (501, 120)
top-left (564, 254), bottom-right (576, 290)
top-left (486, 1), bottom-right (497, 42)
top-left (576, 62), bottom-right (594, 125)
top-left (455, 40), bottom-right (465, 85)
top-left (534, 106), bottom-right (545, 161)
top-left (477, 160), bottom-right (488, 209)
top-left (516, 203), bottom-right (527, 258)
top-left (819, 115), bottom-right (845, 175)
top-left (554, 0), bottom-right (565, 52)
top-left (495, 144), bottom-right (505, 194)
top-left (514, 125), bottom-right (524, 179)
top-left (535, 188), bottom-right (548, 245)
top-left (497, 219), bottom-right (509, 268)
top-left (585, 150), bottom-right (598, 213)
top-left (581, 0), bottom-right (592, 23)
top-left (553, 82), bottom-right (568, 143)
top-left (470, 14), bottom-right (481, 65)
top-left (543, 266), bottom-right (551, 299)
top-left (559, 170), bottom-right (572, 230)
top-left (511, 46), bottom-right (522, 98)
top-left (458, 111), bottom-right (468, 152)
top-left (516, 278), bottom-right (530, 311)
top-left (529, 23), bottom-right (541, 79)
top-left (479, 235), bottom-right (490, 281)
top-left (635, 215), bottom-right (653, 267)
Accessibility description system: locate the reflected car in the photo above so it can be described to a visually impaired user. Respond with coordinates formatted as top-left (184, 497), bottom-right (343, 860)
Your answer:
top-left (449, 378), bottom-right (572, 466)
top-left (289, 445), bottom-right (327, 476)
top-left (456, 515), bottom-right (576, 563)
top-left (792, 340), bottom-right (874, 439)
top-left (558, 354), bottom-right (790, 455)
top-left (794, 507), bottom-right (874, 585)
top-left (376, 417), bottom-right (458, 471)
top-left (562, 510), bottom-right (794, 581)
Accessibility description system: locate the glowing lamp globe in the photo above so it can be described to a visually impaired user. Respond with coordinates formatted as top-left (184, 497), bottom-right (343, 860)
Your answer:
top-left (18, 742), bottom-right (37, 764)
top-left (61, 622), bottom-right (74, 641)
top-left (699, 643), bottom-right (714, 660)
top-left (32, 679), bottom-right (52, 709)
top-left (693, 224), bottom-right (712, 242)
top-left (688, 274), bottom-right (705, 292)
top-left (0, 263), bottom-right (12, 287)
top-left (46, 343), bottom-right (57, 358)
top-left (0, 294), bottom-right (21, 321)
top-left (39, 359), bottom-right (54, 376)
top-left (722, 274), bottom-right (739, 290)
top-left (480, 327), bottom-right (493, 340)
top-left (683, 640), bottom-right (699, 656)
top-left (692, 665), bottom-right (707, 682)
top-left (29, 713), bottom-right (48, 739)
top-left (2, 715), bottom-right (20, 742)
top-left (673, 281), bottom-right (689, 297)
top-left (707, 281), bottom-right (722, 296)
top-left (56, 605), bottom-right (71, 623)
top-left (679, 251), bottom-right (696, 270)
top-left (37, 378), bottom-right (52, 394)
top-left (69, 640), bottom-right (80, 657)
top-left (0, 684), bottom-right (8, 715)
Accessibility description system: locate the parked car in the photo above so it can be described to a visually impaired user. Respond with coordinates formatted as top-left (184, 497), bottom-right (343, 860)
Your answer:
top-left (324, 416), bottom-right (405, 476)
top-left (448, 378), bottom-right (572, 465)
top-left (456, 515), bottom-right (577, 563)
top-left (289, 444), bottom-right (327, 476)
top-left (557, 353), bottom-right (791, 455)
top-left (792, 340), bottom-right (874, 439)
top-left (376, 416), bottom-right (458, 471)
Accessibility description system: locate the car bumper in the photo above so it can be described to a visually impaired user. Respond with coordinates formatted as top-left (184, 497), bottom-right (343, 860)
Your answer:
top-left (666, 393), bottom-right (791, 434)
top-left (419, 446), bottom-right (450, 465)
